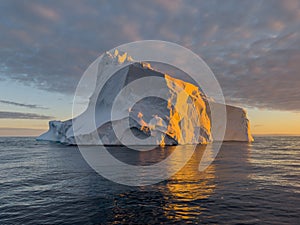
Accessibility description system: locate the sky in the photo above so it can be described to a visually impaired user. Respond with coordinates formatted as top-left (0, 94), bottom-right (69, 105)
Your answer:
top-left (0, 0), bottom-right (299, 136)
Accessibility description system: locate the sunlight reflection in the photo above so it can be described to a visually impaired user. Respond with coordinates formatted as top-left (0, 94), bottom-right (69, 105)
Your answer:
top-left (162, 145), bottom-right (216, 221)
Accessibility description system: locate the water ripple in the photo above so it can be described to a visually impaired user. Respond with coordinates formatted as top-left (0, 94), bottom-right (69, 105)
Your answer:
top-left (0, 137), bottom-right (299, 224)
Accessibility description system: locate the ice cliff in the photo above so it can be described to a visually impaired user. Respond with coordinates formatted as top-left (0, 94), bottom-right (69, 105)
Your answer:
top-left (37, 50), bottom-right (253, 145)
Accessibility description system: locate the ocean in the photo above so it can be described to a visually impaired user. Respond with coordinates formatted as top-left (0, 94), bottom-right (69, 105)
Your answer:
top-left (0, 136), bottom-right (299, 224)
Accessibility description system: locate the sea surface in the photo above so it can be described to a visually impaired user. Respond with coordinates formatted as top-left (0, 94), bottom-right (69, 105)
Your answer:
top-left (0, 136), bottom-right (299, 224)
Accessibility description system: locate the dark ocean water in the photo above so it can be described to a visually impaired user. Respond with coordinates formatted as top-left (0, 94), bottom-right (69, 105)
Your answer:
top-left (0, 136), bottom-right (299, 224)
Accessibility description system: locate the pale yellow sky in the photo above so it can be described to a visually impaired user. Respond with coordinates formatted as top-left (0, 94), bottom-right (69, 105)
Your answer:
top-left (0, 119), bottom-right (49, 136)
top-left (247, 108), bottom-right (300, 135)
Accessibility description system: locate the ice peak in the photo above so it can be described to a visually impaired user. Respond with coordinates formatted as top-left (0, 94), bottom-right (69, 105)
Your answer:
top-left (104, 49), bottom-right (134, 65)
top-left (141, 62), bottom-right (153, 70)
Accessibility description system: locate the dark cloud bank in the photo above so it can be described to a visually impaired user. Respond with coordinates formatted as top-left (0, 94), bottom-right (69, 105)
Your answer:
top-left (0, 100), bottom-right (48, 109)
top-left (0, 111), bottom-right (53, 120)
top-left (0, 0), bottom-right (300, 111)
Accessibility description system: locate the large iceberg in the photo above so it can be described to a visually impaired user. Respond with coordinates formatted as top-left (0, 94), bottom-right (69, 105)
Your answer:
top-left (37, 50), bottom-right (253, 145)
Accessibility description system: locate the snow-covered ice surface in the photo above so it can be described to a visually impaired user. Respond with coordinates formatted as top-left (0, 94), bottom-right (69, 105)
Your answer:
top-left (37, 50), bottom-right (253, 145)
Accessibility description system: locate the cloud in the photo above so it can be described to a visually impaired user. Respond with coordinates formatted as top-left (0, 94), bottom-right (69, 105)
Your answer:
top-left (0, 111), bottom-right (54, 120)
top-left (0, 0), bottom-right (300, 111)
top-left (0, 100), bottom-right (48, 109)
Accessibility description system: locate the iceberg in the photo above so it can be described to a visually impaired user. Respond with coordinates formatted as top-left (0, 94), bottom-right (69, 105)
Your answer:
top-left (37, 50), bottom-right (253, 145)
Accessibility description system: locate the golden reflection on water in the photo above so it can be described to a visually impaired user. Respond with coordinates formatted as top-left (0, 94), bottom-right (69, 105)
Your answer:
top-left (162, 145), bottom-right (216, 221)
top-left (109, 142), bottom-right (256, 223)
